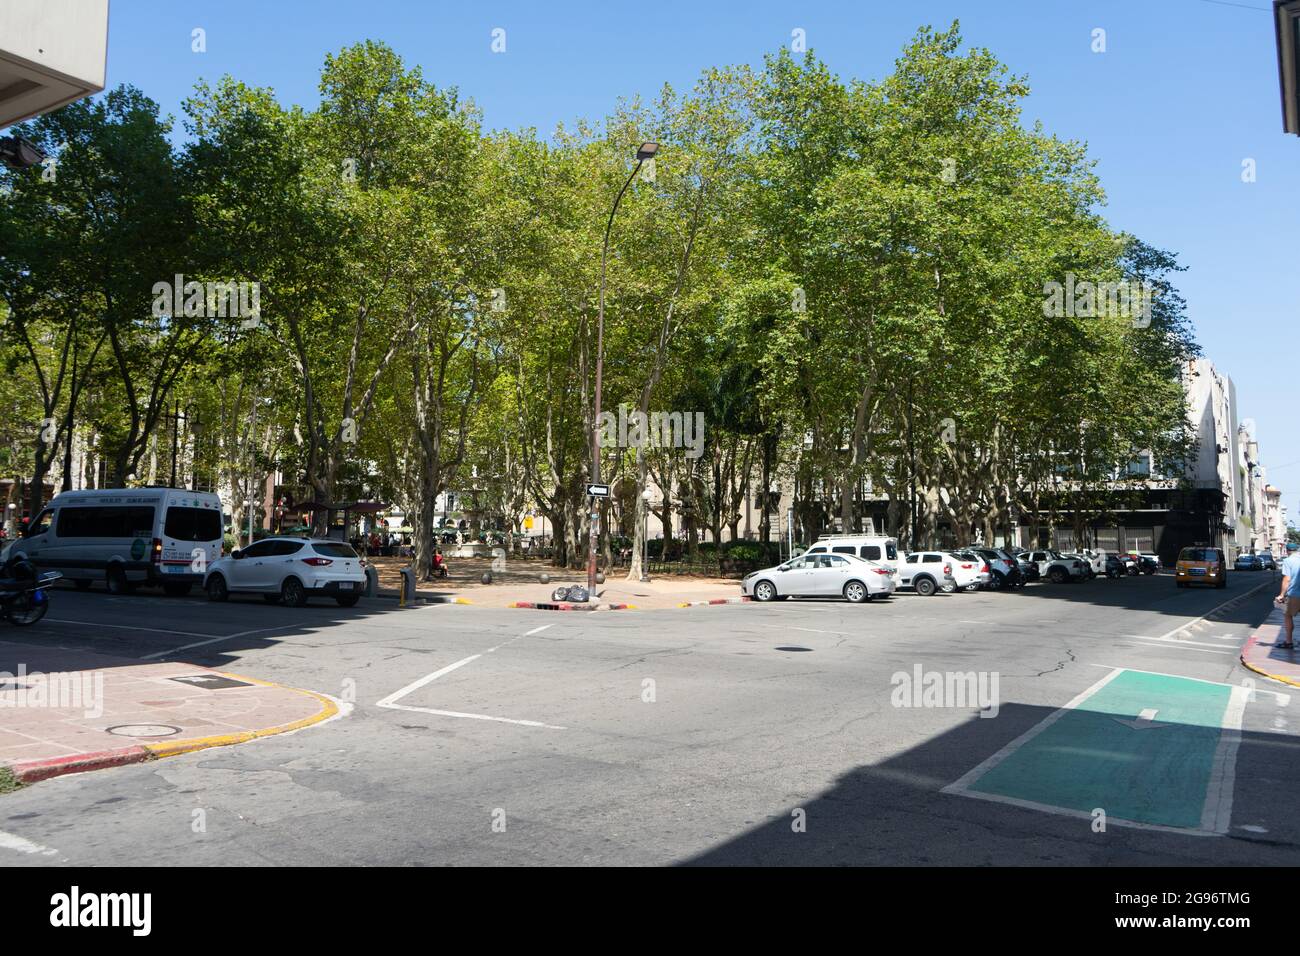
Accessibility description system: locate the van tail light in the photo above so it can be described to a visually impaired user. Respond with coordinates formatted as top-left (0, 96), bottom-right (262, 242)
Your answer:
top-left (151, 538), bottom-right (162, 564)
top-left (302, 557), bottom-right (333, 566)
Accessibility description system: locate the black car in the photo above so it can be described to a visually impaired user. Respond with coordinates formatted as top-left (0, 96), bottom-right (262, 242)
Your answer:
top-left (1102, 555), bottom-right (1127, 578)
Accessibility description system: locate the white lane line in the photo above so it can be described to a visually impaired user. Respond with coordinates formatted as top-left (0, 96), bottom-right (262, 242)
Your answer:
top-left (139, 624), bottom-right (302, 660)
top-left (754, 623), bottom-right (853, 637)
top-left (1129, 641), bottom-right (1235, 656)
top-left (376, 624), bottom-right (562, 729)
top-left (47, 619), bottom-right (216, 640)
top-left (1080, 662), bottom-right (1293, 699)
top-left (1126, 633), bottom-right (1243, 649)
top-left (1152, 580), bottom-right (1274, 644)
top-left (0, 829), bottom-right (58, 856)
top-left (1203, 685), bottom-right (1250, 833)
top-left (376, 654), bottom-right (483, 707)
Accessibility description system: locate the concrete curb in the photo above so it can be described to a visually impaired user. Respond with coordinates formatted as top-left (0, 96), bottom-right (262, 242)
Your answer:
top-left (5, 670), bottom-right (339, 787)
top-left (1240, 628), bottom-right (1300, 689)
top-left (508, 601), bottom-right (637, 611)
top-left (676, 597), bottom-right (751, 608)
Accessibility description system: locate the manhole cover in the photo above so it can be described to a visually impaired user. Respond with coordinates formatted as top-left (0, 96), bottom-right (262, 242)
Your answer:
top-left (774, 645), bottom-right (813, 652)
top-left (170, 675), bottom-right (253, 690)
top-left (106, 724), bottom-right (181, 738)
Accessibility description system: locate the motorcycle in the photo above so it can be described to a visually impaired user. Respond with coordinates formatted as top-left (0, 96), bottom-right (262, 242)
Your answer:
top-left (0, 556), bottom-right (61, 626)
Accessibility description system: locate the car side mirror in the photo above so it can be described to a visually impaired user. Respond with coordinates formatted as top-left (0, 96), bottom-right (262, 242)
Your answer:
top-left (232, 549), bottom-right (243, 560)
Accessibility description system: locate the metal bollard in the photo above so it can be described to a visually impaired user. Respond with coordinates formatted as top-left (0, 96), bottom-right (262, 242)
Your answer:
top-left (364, 564), bottom-right (379, 598)
top-left (399, 566), bottom-right (416, 607)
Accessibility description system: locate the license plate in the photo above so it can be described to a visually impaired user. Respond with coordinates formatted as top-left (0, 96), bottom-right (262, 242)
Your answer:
top-left (338, 582), bottom-right (354, 590)
top-left (165, 565), bottom-right (187, 574)
top-left (1191, 568), bottom-right (1206, 575)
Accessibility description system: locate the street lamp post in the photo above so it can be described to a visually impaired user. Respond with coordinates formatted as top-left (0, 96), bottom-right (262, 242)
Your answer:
top-left (589, 141), bottom-right (658, 599)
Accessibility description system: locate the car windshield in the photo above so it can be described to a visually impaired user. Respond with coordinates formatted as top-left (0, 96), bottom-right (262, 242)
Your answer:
top-left (1179, 548), bottom-right (1212, 562)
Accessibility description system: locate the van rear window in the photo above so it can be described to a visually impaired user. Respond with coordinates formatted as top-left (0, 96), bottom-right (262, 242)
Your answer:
top-left (862, 545), bottom-right (881, 559)
top-left (164, 507), bottom-right (222, 542)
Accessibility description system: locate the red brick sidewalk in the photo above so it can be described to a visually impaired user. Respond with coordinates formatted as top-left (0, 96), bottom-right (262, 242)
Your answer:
top-left (1241, 605), bottom-right (1300, 688)
top-left (0, 641), bottom-right (336, 785)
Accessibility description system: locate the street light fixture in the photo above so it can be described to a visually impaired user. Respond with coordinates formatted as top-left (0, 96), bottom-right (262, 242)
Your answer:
top-left (588, 142), bottom-right (659, 599)
top-left (0, 136), bottom-right (47, 170)
top-left (1277, 0), bottom-right (1300, 134)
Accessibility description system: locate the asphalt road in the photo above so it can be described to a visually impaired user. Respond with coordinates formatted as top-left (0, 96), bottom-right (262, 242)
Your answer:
top-left (0, 569), bottom-right (1294, 866)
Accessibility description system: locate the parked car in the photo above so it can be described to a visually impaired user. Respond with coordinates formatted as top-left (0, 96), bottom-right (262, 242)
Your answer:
top-left (1234, 552), bottom-right (1264, 572)
top-left (205, 537), bottom-right (367, 606)
top-left (1259, 552), bottom-right (1278, 571)
top-left (1102, 554), bottom-right (1127, 578)
top-left (0, 487), bottom-right (224, 596)
top-left (896, 552), bottom-right (959, 596)
top-left (1114, 553), bottom-right (1140, 575)
top-left (972, 548), bottom-right (1025, 589)
top-left (742, 552), bottom-right (895, 603)
top-left (1136, 554), bottom-right (1160, 574)
top-left (1020, 549), bottom-right (1088, 584)
top-left (1060, 552), bottom-right (1097, 579)
top-left (1175, 546), bottom-right (1227, 589)
top-left (948, 550), bottom-right (993, 591)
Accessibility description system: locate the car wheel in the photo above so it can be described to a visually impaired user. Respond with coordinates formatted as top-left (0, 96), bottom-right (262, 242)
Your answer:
top-left (843, 581), bottom-right (869, 604)
top-left (281, 577), bottom-right (308, 607)
top-left (336, 594), bottom-right (360, 608)
top-left (1049, 568), bottom-right (1067, 584)
top-left (205, 574), bottom-right (229, 602)
top-left (988, 573), bottom-right (1004, 591)
top-left (163, 582), bottom-right (192, 597)
top-left (914, 576), bottom-right (936, 597)
top-left (940, 582), bottom-right (957, 594)
top-left (753, 580), bottom-right (778, 602)
top-left (106, 566), bottom-right (134, 595)
top-left (74, 579), bottom-right (92, 591)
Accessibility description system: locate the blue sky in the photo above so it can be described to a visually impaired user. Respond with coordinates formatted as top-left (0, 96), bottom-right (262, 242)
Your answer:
top-left (104, 0), bottom-right (1300, 515)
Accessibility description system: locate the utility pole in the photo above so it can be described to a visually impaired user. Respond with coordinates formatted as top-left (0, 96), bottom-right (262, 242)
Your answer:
top-left (908, 373), bottom-right (918, 550)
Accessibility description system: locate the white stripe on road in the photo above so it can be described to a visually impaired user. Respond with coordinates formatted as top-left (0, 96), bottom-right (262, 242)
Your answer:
top-left (47, 619), bottom-right (215, 640)
top-left (1128, 641), bottom-right (1235, 656)
top-left (376, 624), bottom-right (562, 729)
top-left (139, 624), bottom-right (302, 660)
top-left (0, 829), bottom-right (58, 856)
top-left (1151, 580), bottom-right (1274, 644)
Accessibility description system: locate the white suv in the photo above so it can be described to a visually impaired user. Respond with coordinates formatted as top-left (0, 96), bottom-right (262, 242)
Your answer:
top-left (1021, 549), bottom-right (1088, 583)
top-left (205, 537), bottom-right (366, 607)
top-left (897, 552), bottom-right (958, 596)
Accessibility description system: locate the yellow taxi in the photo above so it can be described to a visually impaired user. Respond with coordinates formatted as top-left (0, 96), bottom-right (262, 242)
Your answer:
top-left (1175, 546), bottom-right (1227, 589)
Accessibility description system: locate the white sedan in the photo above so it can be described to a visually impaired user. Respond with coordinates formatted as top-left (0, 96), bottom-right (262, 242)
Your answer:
top-left (743, 553), bottom-right (895, 603)
top-left (204, 537), bottom-right (366, 607)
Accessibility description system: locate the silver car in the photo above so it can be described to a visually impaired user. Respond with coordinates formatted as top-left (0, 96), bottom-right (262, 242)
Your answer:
top-left (743, 553), bottom-right (896, 603)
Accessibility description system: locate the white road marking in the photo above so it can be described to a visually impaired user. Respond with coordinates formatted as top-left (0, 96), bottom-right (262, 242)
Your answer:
top-left (376, 626), bottom-right (562, 729)
top-left (1126, 633), bottom-right (1239, 649)
top-left (1113, 708), bottom-right (1167, 730)
top-left (139, 624), bottom-right (302, 660)
top-left (1152, 580), bottom-right (1274, 644)
top-left (1080, 662), bottom-right (1293, 699)
top-left (47, 619), bottom-right (216, 640)
top-left (1202, 685), bottom-right (1249, 834)
top-left (0, 829), bottom-right (58, 856)
top-left (1128, 640), bottom-right (1235, 656)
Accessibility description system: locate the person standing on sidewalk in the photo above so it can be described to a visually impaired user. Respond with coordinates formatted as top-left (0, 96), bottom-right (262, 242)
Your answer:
top-left (1274, 543), bottom-right (1300, 649)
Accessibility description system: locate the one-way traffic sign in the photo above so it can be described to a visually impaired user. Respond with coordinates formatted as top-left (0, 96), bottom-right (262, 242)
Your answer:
top-left (587, 483), bottom-right (610, 498)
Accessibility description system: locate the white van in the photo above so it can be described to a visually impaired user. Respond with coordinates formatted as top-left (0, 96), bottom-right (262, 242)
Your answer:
top-left (805, 535), bottom-right (901, 573)
top-left (2, 488), bottom-right (224, 596)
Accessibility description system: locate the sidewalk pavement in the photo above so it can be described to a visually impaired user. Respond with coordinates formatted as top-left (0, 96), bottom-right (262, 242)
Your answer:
top-left (370, 555), bottom-right (748, 610)
top-left (0, 641), bottom-right (336, 785)
top-left (1241, 604), bottom-right (1300, 688)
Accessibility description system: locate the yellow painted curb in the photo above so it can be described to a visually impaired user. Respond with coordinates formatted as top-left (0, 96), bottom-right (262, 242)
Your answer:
top-left (454, 597), bottom-right (473, 605)
top-left (1240, 656), bottom-right (1300, 690)
top-left (144, 670), bottom-right (339, 759)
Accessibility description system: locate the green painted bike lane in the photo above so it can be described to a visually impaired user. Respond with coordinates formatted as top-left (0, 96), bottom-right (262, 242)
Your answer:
top-left (946, 669), bottom-right (1246, 833)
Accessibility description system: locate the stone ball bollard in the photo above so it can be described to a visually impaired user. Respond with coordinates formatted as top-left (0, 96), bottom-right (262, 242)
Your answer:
top-left (539, 572), bottom-right (550, 584)
top-left (481, 571), bottom-right (493, 585)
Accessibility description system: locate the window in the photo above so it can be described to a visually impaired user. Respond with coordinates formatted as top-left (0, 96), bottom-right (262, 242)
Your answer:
top-left (273, 541), bottom-right (306, 556)
top-left (164, 507), bottom-right (222, 542)
top-left (905, 554), bottom-right (918, 564)
top-left (922, 554), bottom-right (941, 563)
top-left (832, 546), bottom-right (856, 555)
top-left (312, 543), bottom-right (357, 558)
top-left (57, 505), bottom-right (154, 538)
top-left (31, 510), bottom-right (54, 536)
top-left (861, 545), bottom-right (881, 559)
top-left (885, 543), bottom-right (898, 560)
top-left (241, 541), bottom-right (278, 558)
top-left (1125, 454), bottom-right (1151, 477)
